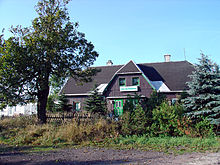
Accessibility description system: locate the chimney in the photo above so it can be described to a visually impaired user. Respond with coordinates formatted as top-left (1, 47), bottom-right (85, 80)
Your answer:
top-left (106, 60), bottom-right (113, 66)
top-left (164, 54), bottom-right (171, 62)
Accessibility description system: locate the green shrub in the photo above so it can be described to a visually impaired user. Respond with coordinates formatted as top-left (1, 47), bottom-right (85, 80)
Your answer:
top-left (142, 91), bottom-right (166, 111)
top-left (123, 94), bottom-right (141, 113)
top-left (123, 98), bottom-right (135, 113)
top-left (120, 104), bottom-right (148, 136)
top-left (184, 117), bottom-right (215, 138)
top-left (119, 111), bottom-right (132, 136)
top-left (130, 104), bottom-right (148, 135)
top-left (151, 102), bottom-right (184, 136)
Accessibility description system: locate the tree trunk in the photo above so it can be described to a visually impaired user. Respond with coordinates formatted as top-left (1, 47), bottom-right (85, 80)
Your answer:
top-left (37, 85), bottom-right (49, 124)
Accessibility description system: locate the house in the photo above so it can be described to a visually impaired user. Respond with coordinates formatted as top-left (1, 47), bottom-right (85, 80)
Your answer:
top-left (61, 55), bottom-right (194, 116)
top-left (0, 103), bottom-right (37, 117)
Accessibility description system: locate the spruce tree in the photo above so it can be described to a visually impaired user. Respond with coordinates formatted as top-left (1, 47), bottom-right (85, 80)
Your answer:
top-left (130, 104), bottom-right (147, 135)
top-left (57, 94), bottom-right (72, 113)
top-left (183, 54), bottom-right (220, 126)
top-left (84, 86), bottom-right (107, 116)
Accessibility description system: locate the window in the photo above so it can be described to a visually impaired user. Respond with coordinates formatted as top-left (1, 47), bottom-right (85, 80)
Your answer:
top-left (9, 107), bottom-right (12, 115)
top-left (132, 77), bottom-right (140, 86)
top-left (76, 102), bottom-right (80, 111)
top-left (73, 102), bottom-right (81, 111)
top-left (115, 101), bottom-right (122, 107)
top-left (119, 78), bottom-right (126, 86)
top-left (171, 98), bottom-right (178, 105)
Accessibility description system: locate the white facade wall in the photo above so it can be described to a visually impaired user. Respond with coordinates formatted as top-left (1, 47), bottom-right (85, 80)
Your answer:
top-left (0, 103), bottom-right (37, 117)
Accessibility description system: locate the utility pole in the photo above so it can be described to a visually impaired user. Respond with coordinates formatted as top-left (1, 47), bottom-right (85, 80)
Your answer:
top-left (184, 48), bottom-right (186, 61)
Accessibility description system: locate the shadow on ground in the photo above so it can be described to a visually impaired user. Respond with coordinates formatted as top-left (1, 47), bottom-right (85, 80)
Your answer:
top-left (0, 144), bottom-right (56, 156)
top-left (0, 159), bottom-right (133, 165)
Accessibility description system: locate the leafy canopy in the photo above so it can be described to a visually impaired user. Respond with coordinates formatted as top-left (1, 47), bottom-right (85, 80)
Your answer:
top-left (0, 0), bottom-right (99, 123)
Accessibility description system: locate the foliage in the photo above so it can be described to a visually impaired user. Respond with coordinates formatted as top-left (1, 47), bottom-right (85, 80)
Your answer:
top-left (84, 86), bottom-right (107, 116)
top-left (123, 99), bottom-right (135, 113)
top-left (183, 54), bottom-right (220, 126)
top-left (120, 92), bottom-right (166, 136)
top-left (46, 95), bottom-right (57, 113)
top-left (120, 104), bottom-right (148, 136)
top-left (0, 0), bottom-right (99, 123)
top-left (150, 102), bottom-right (184, 136)
top-left (119, 112), bottom-right (132, 135)
top-left (141, 91), bottom-right (166, 128)
top-left (123, 94), bottom-right (141, 113)
top-left (143, 90), bottom-right (166, 111)
top-left (129, 104), bottom-right (148, 135)
top-left (183, 117), bottom-right (215, 138)
top-left (56, 94), bottom-right (72, 112)
top-left (0, 116), bottom-right (219, 154)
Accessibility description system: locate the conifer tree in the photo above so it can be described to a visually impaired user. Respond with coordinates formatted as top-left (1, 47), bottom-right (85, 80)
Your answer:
top-left (130, 104), bottom-right (147, 135)
top-left (84, 86), bottom-right (107, 116)
top-left (57, 94), bottom-right (72, 112)
top-left (183, 54), bottom-right (220, 126)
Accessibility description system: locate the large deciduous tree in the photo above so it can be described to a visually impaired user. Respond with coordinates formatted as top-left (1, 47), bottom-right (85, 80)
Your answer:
top-left (183, 54), bottom-right (220, 126)
top-left (0, 0), bottom-right (99, 123)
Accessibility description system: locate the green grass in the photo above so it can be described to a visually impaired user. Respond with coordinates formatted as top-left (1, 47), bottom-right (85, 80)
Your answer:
top-left (97, 135), bottom-right (220, 154)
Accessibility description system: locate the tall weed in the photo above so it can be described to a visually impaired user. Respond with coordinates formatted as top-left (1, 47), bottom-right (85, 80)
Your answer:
top-left (0, 117), bottom-right (119, 146)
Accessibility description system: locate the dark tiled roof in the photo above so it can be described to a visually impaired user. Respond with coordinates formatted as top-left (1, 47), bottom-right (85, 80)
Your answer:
top-left (117, 60), bottom-right (141, 74)
top-left (61, 65), bottom-right (122, 94)
top-left (61, 60), bottom-right (194, 94)
top-left (138, 64), bottom-right (164, 81)
top-left (140, 61), bottom-right (194, 90)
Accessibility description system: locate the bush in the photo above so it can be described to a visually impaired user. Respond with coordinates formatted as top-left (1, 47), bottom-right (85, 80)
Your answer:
top-left (120, 104), bottom-right (148, 136)
top-left (142, 91), bottom-right (166, 111)
top-left (119, 111), bottom-right (132, 136)
top-left (150, 102), bottom-right (184, 136)
top-left (130, 104), bottom-right (148, 135)
top-left (182, 117), bottom-right (215, 138)
top-left (123, 94), bottom-right (141, 113)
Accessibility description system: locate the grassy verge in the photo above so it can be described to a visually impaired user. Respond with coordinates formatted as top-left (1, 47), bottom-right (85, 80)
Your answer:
top-left (95, 135), bottom-right (220, 154)
top-left (0, 116), bottom-right (219, 154)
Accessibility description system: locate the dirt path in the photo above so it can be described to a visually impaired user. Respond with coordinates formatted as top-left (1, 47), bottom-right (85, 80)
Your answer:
top-left (0, 146), bottom-right (219, 165)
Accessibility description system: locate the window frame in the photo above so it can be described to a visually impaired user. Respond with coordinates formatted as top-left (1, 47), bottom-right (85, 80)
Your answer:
top-left (73, 101), bottom-right (81, 111)
top-left (119, 78), bottom-right (126, 86)
top-left (132, 77), bottom-right (140, 86)
top-left (75, 102), bottom-right (80, 111)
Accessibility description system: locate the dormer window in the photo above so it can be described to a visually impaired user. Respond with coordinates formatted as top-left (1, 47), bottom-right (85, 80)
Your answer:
top-left (119, 78), bottom-right (126, 86)
top-left (132, 77), bottom-right (140, 86)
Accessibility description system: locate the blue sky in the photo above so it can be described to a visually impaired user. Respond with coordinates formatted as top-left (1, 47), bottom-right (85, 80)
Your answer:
top-left (0, 0), bottom-right (220, 66)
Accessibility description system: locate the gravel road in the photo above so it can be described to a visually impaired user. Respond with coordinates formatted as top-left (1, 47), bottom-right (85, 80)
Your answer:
top-left (0, 145), bottom-right (219, 165)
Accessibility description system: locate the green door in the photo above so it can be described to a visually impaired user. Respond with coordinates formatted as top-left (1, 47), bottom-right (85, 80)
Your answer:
top-left (114, 99), bottom-right (123, 116)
